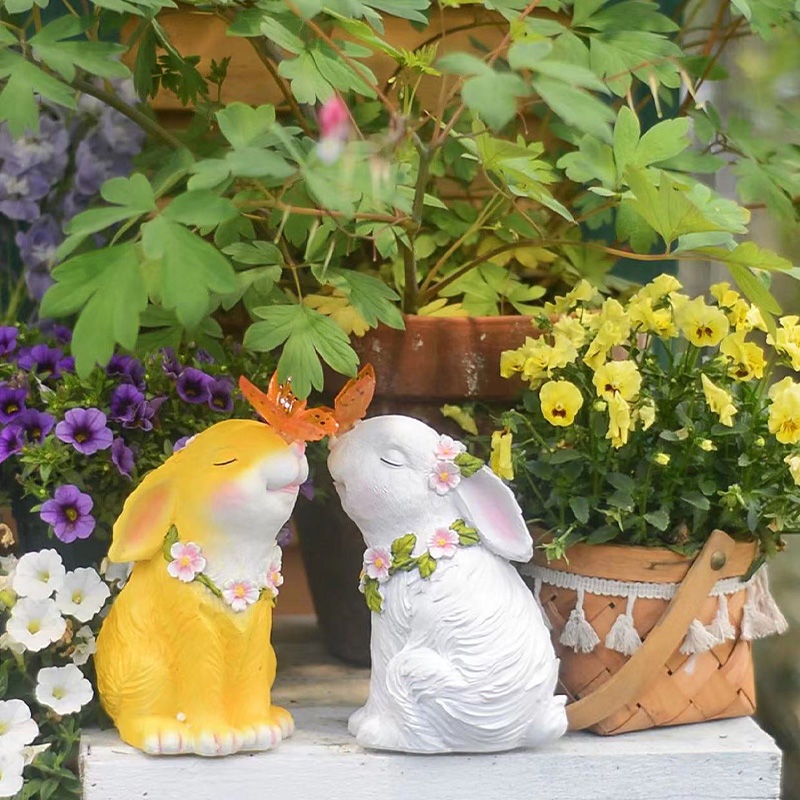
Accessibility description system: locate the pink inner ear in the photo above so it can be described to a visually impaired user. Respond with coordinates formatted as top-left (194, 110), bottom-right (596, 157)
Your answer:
top-left (123, 485), bottom-right (171, 544)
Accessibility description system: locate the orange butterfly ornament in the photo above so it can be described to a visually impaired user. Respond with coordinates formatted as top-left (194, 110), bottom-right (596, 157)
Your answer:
top-left (333, 364), bottom-right (376, 434)
top-left (238, 372), bottom-right (338, 443)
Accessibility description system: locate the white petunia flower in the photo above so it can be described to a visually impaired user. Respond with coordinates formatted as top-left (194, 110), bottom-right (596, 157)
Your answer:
top-left (0, 555), bottom-right (18, 593)
top-left (71, 626), bottom-right (97, 666)
top-left (55, 568), bottom-right (110, 623)
top-left (100, 558), bottom-right (132, 589)
top-left (5, 597), bottom-right (66, 652)
top-left (0, 750), bottom-right (25, 798)
top-left (35, 664), bottom-right (93, 716)
top-left (12, 550), bottom-right (65, 600)
top-left (0, 700), bottom-right (38, 751)
top-left (21, 743), bottom-right (50, 767)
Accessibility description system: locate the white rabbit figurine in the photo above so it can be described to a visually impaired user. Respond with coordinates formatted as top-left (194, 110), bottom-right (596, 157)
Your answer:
top-left (327, 414), bottom-right (567, 753)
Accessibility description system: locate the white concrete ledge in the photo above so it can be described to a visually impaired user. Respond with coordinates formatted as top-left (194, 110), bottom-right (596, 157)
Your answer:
top-left (80, 617), bottom-right (782, 800)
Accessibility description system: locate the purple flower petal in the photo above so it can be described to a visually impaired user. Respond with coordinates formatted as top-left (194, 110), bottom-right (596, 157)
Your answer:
top-left (0, 425), bottom-right (24, 464)
top-left (111, 437), bottom-right (134, 478)
top-left (40, 484), bottom-right (95, 543)
top-left (16, 344), bottom-right (69, 379)
top-left (176, 368), bottom-right (213, 404)
top-left (0, 326), bottom-right (18, 357)
top-left (0, 385), bottom-right (27, 423)
top-left (14, 409), bottom-right (55, 444)
top-left (108, 384), bottom-right (145, 425)
top-left (55, 407), bottom-right (113, 455)
top-left (208, 377), bottom-right (234, 413)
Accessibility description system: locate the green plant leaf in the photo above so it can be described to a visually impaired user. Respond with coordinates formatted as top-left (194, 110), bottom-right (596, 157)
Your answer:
top-left (417, 552), bottom-right (437, 578)
top-left (364, 578), bottom-right (383, 613)
top-left (40, 244), bottom-right (147, 376)
top-left (324, 268), bottom-right (404, 329)
top-left (613, 105), bottom-right (640, 180)
top-left (142, 217), bottom-right (237, 328)
top-left (532, 75), bottom-right (614, 141)
top-left (569, 495), bottom-right (590, 524)
top-left (29, 17), bottom-right (129, 82)
top-left (162, 191), bottom-right (238, 227)
top-left (0, 51), bottom-right (76, 136)
top-left (244, 304), bottom-right (359, 397)
top-left (216, 102), bottom-right (276, 149)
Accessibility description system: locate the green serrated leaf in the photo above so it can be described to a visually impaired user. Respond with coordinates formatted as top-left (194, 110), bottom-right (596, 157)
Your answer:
top-left (142, 218), bottom-right (237, 328)
top-left (417, 552), bottom-right (437, 579)
top-left (391, 533), bottom-right (417, 560)
top-left (364, 578), bottom-right (383, 613)
top-left (244, 304), bottom-right (358, 398)
top-left (162, 190), bottom-right (238, 227)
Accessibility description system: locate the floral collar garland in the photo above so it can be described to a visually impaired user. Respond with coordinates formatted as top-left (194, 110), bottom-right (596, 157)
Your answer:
top-left (161, 527), bottom-right (283, 612)
top-left (359, 519), bottom-right (480, 613)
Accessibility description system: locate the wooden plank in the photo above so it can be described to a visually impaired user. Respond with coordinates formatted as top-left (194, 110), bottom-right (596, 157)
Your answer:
top-left (80, 713), bottom-right (781, 800)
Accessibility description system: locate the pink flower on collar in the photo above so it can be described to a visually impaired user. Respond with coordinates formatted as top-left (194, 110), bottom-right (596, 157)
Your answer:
top-left (167, 542), bottom-right (206, 583)
top-left (429, 460), bottom-right (461, 494)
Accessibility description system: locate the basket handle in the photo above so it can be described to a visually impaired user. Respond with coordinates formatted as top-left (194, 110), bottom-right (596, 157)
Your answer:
top-left (565, 528), bottom-right (738, 731)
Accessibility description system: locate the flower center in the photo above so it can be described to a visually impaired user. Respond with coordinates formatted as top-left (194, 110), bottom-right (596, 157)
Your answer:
top-left (65, 507), bottom-right (79, 522)
top-left (233, 584), bottom-right (246, 598)
top-left (52, 688), bottom-right (65, 700)
top-left (696, 325), bottom-right (714, 340)
top-left (373, 556), bottom-right (386, 569)
top-left (75, 431), bottom-right (88, 443)
top-left (27, 620), bottom-right (41, 634)
top-left (72, 591), bottom-right (84, 604)
top-left (179, 556), bottom-right (191, 567)
top-left (552, 406), bottom-right (567, 418)
top-left (38, 570), bottom-right (50, 582)
top-left (4, 402), bottom-right (18, 414)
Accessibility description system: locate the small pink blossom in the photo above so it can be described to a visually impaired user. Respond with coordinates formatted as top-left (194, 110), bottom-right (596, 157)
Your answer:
top-left (167, 542), bottom-right (206, 583)
top-left (316, 96), bottom-right (350, 164)
top-left (434, 435), bottom-right (466, 462)
top-left (363, 547), bottom-right (392, 583)
top-left (429, 460), bottom-right (461, 494)
top-left (264, 563), bottom-right (284, 598)
top-left (222, 579), bottom-right (260, 612)
top-left (427, 527), bottom-right (459, 559)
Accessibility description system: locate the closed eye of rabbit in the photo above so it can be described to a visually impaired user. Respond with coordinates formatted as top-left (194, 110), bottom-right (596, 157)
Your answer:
top-left (379, 448), bottom-right (406, 468)
top-left (211, 448), bottom-right (238, 467)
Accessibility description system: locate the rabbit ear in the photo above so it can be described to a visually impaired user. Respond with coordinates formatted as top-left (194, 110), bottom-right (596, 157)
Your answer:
top-left (108, 466), bottom-right (177, 563)
top-left (453, 466), bottom-right (533, 562)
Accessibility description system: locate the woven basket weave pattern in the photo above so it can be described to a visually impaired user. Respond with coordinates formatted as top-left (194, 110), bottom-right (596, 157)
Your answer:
top-left (537, 575), bottom-right (756, 735)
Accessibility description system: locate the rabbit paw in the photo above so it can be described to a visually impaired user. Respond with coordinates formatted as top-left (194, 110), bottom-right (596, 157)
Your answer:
top-left (354, 713), bottom-right (405, 752)
top-left (348, 705), bottom-right (368, 737)
top-left (119, 715), bottom-right (193, 755)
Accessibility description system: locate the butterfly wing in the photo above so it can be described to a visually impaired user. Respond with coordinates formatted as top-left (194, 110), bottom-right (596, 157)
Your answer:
top-left (239, 373), bottom-right (338, 442)
top-left (334, 363), bottom-right (376, 433)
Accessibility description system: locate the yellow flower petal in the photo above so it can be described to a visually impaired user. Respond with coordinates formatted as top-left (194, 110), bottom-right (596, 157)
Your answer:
top-left (539, 380), bottom-right (584, 427)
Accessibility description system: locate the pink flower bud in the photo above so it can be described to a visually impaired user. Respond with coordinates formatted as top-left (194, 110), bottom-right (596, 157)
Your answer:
top-left (318, 95), bottom-right (350, 140)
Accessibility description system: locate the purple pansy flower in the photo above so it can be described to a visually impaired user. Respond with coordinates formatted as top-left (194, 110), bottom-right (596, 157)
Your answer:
top-left (111, 437), bottom-right (134, 478)
top-left (0, 426), bottom-right (24, 464)
top-left (15, 409), bottom-right (55, 444)
top-left (161, 348), bottom-right (182, 380)
top-left (207, 378), bottom-right (234, 413)
top-left (106, 354), bottom-right (145, 389)
top-left (108, 384), bottom-right (145, 425)
top-left (16, 344), bottom-right (72, 379)
top-left (125, 396), bottom-right (164, 432)
top-left (0, 326), bottom-right (18, 357)
top-left (0, 385), bottom-right (27, 423)
top-left (39, 484), bottom-right (95, 543)
top-left (55, 408), bottom-right (113, 455)
top-left (176, 368), bottom-right (213, 404)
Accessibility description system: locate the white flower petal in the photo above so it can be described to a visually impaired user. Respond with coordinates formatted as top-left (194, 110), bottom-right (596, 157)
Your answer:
top-left (55, 568), bottom-right (110, 623)
top-left (6, 597), bottom-right (66, 652)
top-left (0, 750), bottom-right (25, 798)
top-left (0, 700), bottom-right (38, 751)
top-left (12, 550), bottom-right (65, 600)
top-left (35, 664), bottom-right (93, 716)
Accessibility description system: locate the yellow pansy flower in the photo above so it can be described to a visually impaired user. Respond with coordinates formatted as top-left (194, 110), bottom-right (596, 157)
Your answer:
top-left (710, 282), bottom-right (741, 308)
top-left (592, 360), bottom-right (642, 402)
top-left (539, 380), bottom-right (584, 427)
top-left (636, 400), bottom-right (656, 431)
top-left (628, 297), bottom-right (677, 338)
top-left (636, 274), bottom-right (683, 302)
top-left (552, 315), bottom-right (589, 349)
top-left (653, 452), bottom-right (670, 465)
top-left (500, 347), bottom-right (526, 378)
top-left (606, 394), bottom-right (632, 449)
top-left (768, 316), bottom-right (800, 370)
top-left (784, 454), bottom-right (800, 486)
top-left (720, 331), bottom-right (766, 381)
top-left (675, 296), bottom-right (730, 347)
top-left (700, 374), bottom-right (737, 426)
top-left (521, 336), bottom-right (578, 388)
top-left (490, 431), bottom-right (514, 481)
top-left (768, 378), bottom-right (800, 444)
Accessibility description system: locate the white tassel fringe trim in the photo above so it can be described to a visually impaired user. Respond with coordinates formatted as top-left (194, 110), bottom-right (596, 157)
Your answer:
top-left (522, 562), bottom-right (787, 656)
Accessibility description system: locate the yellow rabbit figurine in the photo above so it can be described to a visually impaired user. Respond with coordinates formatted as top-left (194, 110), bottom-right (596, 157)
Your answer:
top-left (95, 418), bottom-right (308, 756)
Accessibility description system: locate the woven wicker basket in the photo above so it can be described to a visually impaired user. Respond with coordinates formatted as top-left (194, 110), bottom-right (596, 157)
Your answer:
top-left (524, 530), bottom-right (769, 735)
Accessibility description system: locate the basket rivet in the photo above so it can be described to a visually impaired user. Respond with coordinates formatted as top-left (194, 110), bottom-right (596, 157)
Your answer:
top-left (710, 551), bottom-right (727, 570)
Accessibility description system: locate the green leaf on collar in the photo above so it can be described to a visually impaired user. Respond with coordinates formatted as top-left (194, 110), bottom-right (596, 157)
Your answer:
top-left (454, 452), bottom-right (484, 478)
top-left (364, 578), bottom-right (383, 613)
top-left (417, 552), bottom-right (438, 579)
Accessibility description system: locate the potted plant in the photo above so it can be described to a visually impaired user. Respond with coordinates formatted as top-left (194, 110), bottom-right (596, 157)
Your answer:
top-left (489, 275), bottom-right (795, 734)
top-left (1, 0), bottom-right (797, 398)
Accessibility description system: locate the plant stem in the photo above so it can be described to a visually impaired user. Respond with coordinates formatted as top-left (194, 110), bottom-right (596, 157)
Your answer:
top-left (400, 135), bottom-right (432, 312)
top-left (71, 77), bottom-right (185, 150)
